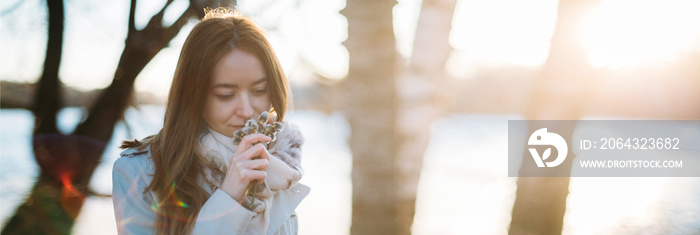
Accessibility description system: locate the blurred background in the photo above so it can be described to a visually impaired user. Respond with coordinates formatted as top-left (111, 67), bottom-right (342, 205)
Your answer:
top-left (1, 0), bottom-right (699, 234)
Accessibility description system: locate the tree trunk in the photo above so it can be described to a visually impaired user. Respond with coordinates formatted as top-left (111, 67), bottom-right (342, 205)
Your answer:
top-left (341, 0), bottom-right (400, 234)
top-left (31, 0), bottom-right (63, 136)
top-left (2, 1), bottom-right (229, 234)
top-left (395, 0), bottom-right (457, 234)
top-left (509, 0), bottom-right (600, 234)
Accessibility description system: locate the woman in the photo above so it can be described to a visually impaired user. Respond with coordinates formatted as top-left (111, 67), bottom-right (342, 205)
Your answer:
top-left (112, 7), bottom-right (308, 235)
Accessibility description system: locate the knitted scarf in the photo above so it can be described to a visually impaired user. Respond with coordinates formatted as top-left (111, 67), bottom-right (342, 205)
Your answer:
top-left (197, 122), bottom-right (304, 234)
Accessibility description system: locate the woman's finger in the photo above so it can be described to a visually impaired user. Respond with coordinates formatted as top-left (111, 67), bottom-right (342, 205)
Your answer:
top-left (242, 158), bottom-right (269, 171)
top-left (237, 133), bottom-right (271, 152)
top-left (251, 143), bottom-right (270, 160)
top-left (233, 143), bottom-right (270, 162)
top-left (242, 169), bottom-right (266, 183)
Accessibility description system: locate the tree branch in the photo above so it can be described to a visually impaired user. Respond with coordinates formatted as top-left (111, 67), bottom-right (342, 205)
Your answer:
top-left (73, 0), bottom-right (233, 142)
top-left (128, 0), bottom-right (136, 33)
top-left (157, 0), bottom-right (176, 18)
top-left (164, 8), bottom-right (196, 44)
top-left (141, 0), bottom-right (174, 33)
top-left (0, 0), bottom-right (26, 16)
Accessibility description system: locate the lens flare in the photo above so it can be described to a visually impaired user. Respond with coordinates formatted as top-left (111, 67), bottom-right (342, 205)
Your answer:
top-left (59, 171), bottom-right (85, 219)
top-left (169, 181), bottom-right (189, 208)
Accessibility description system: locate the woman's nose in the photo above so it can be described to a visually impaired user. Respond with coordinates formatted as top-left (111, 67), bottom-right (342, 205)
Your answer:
top-left (236, 93), bottom-right (255, 119)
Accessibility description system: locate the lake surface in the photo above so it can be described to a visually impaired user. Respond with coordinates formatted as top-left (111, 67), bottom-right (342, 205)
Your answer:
top-left (1, 107), bottom-right (698, 234)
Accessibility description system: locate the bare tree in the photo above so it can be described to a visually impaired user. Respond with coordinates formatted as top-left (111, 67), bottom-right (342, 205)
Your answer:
top-left (509, 0), bottom-right (600, 234)
top-left (395, 0), bottom-right (457, 234)
top-left (341, 0), bottom-right (458, 234)
top-left (341, 0), bottom-right (400, 234)
top-left (2, 0), bottom-right (232, 234)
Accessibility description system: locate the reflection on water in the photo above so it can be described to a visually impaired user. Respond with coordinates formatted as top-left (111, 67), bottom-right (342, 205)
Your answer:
top-left (0, 107), bottom-right (698, 234)
top-left (565, 176), bottom-right (700, 234)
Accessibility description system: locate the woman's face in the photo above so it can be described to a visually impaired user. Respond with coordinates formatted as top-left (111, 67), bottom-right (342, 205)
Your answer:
top-left (203, 48), bottom-right (271, 137)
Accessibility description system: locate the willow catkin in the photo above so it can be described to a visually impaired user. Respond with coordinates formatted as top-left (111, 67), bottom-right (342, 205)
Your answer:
top-left (232, 111), bottom-right (284, 148)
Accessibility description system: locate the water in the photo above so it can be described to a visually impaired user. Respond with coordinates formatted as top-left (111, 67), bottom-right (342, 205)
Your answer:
top-left (1, 107), bottom-right (698, 234)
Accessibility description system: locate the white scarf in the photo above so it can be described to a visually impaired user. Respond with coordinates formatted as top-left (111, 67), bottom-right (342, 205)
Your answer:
top-left (197, 122), bottom-right (304, 234)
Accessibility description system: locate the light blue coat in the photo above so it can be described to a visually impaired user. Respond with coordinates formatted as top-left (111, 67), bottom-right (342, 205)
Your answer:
top-left (112, 147), bottom-right (310, 235)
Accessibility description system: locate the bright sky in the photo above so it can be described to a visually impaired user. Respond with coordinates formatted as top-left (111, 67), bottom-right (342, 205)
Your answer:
top-left (1, 0), bottom-right (699, 96)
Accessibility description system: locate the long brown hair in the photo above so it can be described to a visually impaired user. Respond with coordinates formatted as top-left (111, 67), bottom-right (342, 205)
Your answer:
top-left (125, 7), bottom-right (290, 234)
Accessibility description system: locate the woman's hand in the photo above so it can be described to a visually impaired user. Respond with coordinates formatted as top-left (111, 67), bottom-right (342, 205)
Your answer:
top-left (220, 133), bottom-right (271, 203)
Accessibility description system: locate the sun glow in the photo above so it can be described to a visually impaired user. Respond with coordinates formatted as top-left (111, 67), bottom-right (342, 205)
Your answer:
top-left (585, 0), bottom-right (700, 69)
top-left (446, 0), bottom-right (700, 71)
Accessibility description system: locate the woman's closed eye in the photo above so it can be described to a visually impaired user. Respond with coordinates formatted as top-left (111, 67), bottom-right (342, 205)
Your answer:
top-left (216, 93), bottom-right (235, 100)
top-left (252, 88), bottom-right (268, 96)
